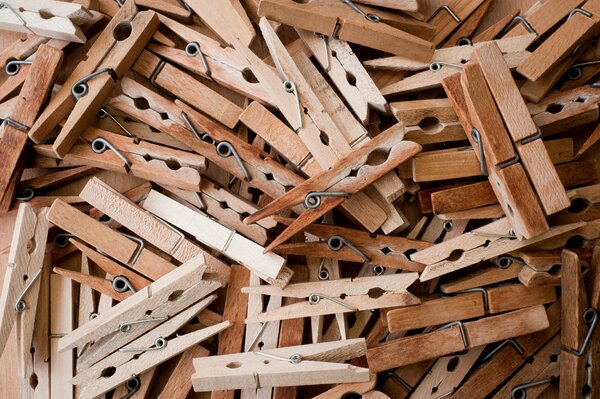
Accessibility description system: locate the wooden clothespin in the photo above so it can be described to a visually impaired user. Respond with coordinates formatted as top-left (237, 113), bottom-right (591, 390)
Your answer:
top-left (473, 41), bottom-right (570, 215)
top-left (492, 334), bottom-right (561, 398)
top-left (110, 78), bottom-right (306, 214)
top-left (0, 43), bottom-right (62, 214)
top-left (191, 338), bottom-right (370, 391)
top-left (443, 62), bottom-right (549, 239)
top-left (78, 177), bottom-right (231, 284)
top-left (160, 182), bottom-right (276, 246)
top-left (366, 305), bottom-right (550, 372)
top-left (424, 0), bottom-right (486, 45)
top-left (413, 217), bottom-right (584, 281)
top-left (0, 0), bottom-right (92, 42)
top-left (241, 273), bottom-right (419, 322)
top-left (452, 300), bottom-right (561, 398)
top-left (142, 189), bottom-right (292, 287)
top-left (273, 217), bottom-right (431, 272)
top-left (440, 0), bottom-right (492, 48)
top-left (0, 204), bottom-right (49, 357)
top-left (132, 49), bottom-right (243, 129)
top-left (244, 128), bottom-right (421, 252)
top-left (146, 15), bottom-right (271, 106)
top-left (60, 256), bottom-right (220, 368)
top-left (47, 199), bottom-right (177, 281)
top-left (295, 29), bottom-right (387, 123)
top-left (72, 295), bottom-right (230, 399)
top-left (28, 1), bottom-right (159, 156)
top-left (257, 1), bottom-right (433, 60)
top-left (373, 34), bottom-right (534, 96)
top-left (560, 249), bottom-right (597, 397)
top-left (50, 272), bottom-right (74, 398)
top-left (517, 0), bottom-right (600, 82)
top-left (184, 0), bottom-right (255, 46)
top-left (386, 283), bottom-right (556, 333)
top-left (134, 0), bottom-right (193, 23)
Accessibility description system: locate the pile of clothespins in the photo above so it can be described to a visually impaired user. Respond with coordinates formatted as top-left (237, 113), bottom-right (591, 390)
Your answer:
top-left (1, 0), bottom-right (600, 397)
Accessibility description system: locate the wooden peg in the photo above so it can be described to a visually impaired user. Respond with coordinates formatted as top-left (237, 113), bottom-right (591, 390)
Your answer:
top-left (368, 306), bottom-right (550, 372)
top-left (425, 0), bottom-right (486, 45)
top-left (185, 0), bottom-right (255, 46)
top-left (50, 273), bottom-right (74, 399)
top-left (0, 43), bottom-right (63, 214)
top-left (258, 1), bottom-right (433, 60)
top-left (441, 0), bottom-right (493, 48)
top-left (503, 0), bottom-right (585, 39)
top-left (0, 204), bottom-right (49, 358)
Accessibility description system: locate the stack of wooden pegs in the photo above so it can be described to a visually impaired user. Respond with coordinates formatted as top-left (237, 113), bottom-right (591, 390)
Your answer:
top-left (0, 0), bottom-right (599, 397)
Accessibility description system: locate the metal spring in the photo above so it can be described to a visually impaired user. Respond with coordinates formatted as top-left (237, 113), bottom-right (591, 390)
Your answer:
top-left (119, 337), bottom-right (167, 352)
top-left (5, 60), bottom-right (32, 76)
top-left (304, 191), bottom-right (350, 209)
top-left (91, 137), bottom-right (132, 171)
top-left (327, 235), bottom-right (370, 262)
top-left (308, 293), bottom-right (357, 312)
top-left (341, 0), bottom-right (381, 23)
top-left (15, 269), bottom-right (42, 312)
top-left (185, 41), bottom-right (211, 77)
top-left (71, 68), bottom-right (117, 100)
top-left (427, 5), bottom-right (461, 23)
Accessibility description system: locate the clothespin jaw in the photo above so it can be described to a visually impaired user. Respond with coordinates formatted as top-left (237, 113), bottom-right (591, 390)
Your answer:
top-left (191, 338), bottom-right (369, 391)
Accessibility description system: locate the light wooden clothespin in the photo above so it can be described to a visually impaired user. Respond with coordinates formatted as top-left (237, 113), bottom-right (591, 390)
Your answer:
top-left (184, 0), bottom-right (255, 46)
top-left (414, 217), bottom-right (584, 281)
top-left (142, 189), bottom-right (292, 287)
top-left (371, 34), bottom-right (534, 96)
top-left (244, 128), bottom-right (421, 252)
top-left (273, 217), bottom-right (431, 272)
top-left (386, 283), bottom-right (556, 333)
top-left (72, 295), bottom-right (231, 399)
top-left (0, 204), bottom-right (49, 358)
top-left (367, 305), bottom-right (550, 372)
top-left (0, 0), bottom-right (92, 42)
top-left (241, 273), bottom-right (419, 322)
top-left (192, 338), bottom-right (370, 391)
top-left (60, 256), bottom-right (220, 368)
top-left (257, 1), bottom-right (433, 59)
top-left (503, 0), bottom-right (584, 40)
top-left (28, 1), bottom-right (159, 156)
top-left (47, 199), bottom-right (177, 281)
top-left (13, 165), bottom-right (95, 204)
top-left (0, 43), bottom-right (62, 214)
top-left (160, 182), bottom-right (276, 246)
top-left (295, 29), bottom-right (387, 123)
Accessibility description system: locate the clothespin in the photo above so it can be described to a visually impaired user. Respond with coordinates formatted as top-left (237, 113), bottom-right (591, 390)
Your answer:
top-left (135, 0), bottom-right (193, 23)
top-left (47, 199), bottom-right (177, 281)
top-left (517, 0), bottom-right (600, 82)
top-left (273, 217), bottom-right (431, 272)
top-left (413, 217), bottom-right (584, 281)
top-left (0, 43), bottom-right (62, 214)
top-left (424, 0), bottom-right (486, 45)
top-left (160, 182), bottom-right (276, 246)
top-left (0, 204), bottom-right (49, 358)
top-left (560, 249), bottom-right (598, 397)
top-left (28, 1), bottom-right (159, 156)
top-left (409, 347), bottom-right (485, 399)
top-left (132, 49), bottom-right (243, 129)
top-left (53, 265), bottom-right (132, 302)
top-left (452, 300), bottom-right (561, 398)
top-left (72, 294), bottom-right (231, 399)
top-left (0, 0), bottom-right (92, 42)
top-left (473, 41), bottom-right (570, 215)
top-left (493, 334), bottom-right (561, 398)
top-left (295, 29), bottom-right (387, 123)
top-left (191, 338), bottom-right (370, 391)
top-left (257, 1), bottom-right (433, 59)
top-left (78, 177), bottom-right (231, 284)
top-left (110, 78), bottom-right (306, 213)
top-left (244, 127), bottom-right (421, 252)
top-left (241, 273), bottom-right (419, 322)
top-left (366, 305), bottom-right (550, 372)
top-left (443, 62), bottom-right (549, 239)
top-left (146, 15), bottom-right (271, 106)
top-left (502, 0), bottom-right (585, 40)
top-left (59, 256), bottom-right (220, 369)
top-left (386, 283), bottom-right (556, 333)
top-left (371, 34), bottom-right (534, 96)
top-left (142, 189), bottom-right (292, 286)
top-left (50, 273), bottom-right (74, 398)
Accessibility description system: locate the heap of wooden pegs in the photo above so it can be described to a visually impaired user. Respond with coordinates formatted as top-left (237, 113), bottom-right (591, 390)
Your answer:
top-left (1, 0), bottom-right (600, 397)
